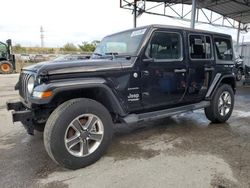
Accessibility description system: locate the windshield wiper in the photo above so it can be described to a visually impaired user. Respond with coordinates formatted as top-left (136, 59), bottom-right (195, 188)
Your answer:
top-left (105, 52), bottom-right (119, 56)
top-left (93, 52), bottom-right (137, 60)
top-left (92, 52), bottom-right (103, 57)
top-left (104, 52), bottom-right (118, 60)
top-left (105, 52), bottom-right (137, 60)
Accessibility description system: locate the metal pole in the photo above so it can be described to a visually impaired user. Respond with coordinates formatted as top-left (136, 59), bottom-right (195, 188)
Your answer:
top-left (241, 36), bottom-right (245, 56)
top-left (236, 22), bottom-right (241, 52)
top-left (40, 26), bottom-right (44, 47)
top-left (190, 0), bottom-right (197, 29)
top-left (133, 0), bottom-right (137, 28)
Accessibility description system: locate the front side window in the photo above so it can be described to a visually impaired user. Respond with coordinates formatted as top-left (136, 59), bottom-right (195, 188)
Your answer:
top-left (189, 35), bottom-right (213, 60)
top-left (146, 32), bottom-right (182, 60)
top-left (214, 37), bottom-right (233, 61)
top-left (0, 42), bottom-right (7, 59)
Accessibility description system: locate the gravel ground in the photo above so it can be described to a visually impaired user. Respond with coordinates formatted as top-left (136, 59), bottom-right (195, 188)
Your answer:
top-left (0, 74), bottom-right (250, 188)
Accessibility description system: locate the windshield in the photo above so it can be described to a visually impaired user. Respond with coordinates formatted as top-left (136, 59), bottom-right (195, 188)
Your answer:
top-left (53, 55), bottom-right (70, 61)
top-left (0, 42), bottom-right (7, 59)
top-left (92, 28), bottom-right (148, 58)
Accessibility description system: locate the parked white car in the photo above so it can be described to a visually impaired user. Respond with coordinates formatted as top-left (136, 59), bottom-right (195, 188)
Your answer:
top-left (19, 54), bottom-right (31, 62)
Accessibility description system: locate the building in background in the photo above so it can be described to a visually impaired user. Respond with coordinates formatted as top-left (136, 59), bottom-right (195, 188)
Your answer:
top-left (239, 42), bottom-right (250, 66)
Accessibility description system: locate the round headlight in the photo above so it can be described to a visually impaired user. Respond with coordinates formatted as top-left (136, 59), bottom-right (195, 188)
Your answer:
top-left (27, 76), bottom-right (35, 94)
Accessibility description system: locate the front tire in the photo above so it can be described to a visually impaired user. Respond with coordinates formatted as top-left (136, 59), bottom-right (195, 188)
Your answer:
top-left (205, 84), bottom-right (234, 123)
top-left (44, 98), bottom-right (113, 169)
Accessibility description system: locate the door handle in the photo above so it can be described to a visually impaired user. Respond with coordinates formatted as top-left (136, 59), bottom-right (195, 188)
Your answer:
top-left (174, 69), bottom-right (187, 73)
top-left (141, 70), bottom-right (149, 76)
top-left (205, 67), bottom-right (215, 71)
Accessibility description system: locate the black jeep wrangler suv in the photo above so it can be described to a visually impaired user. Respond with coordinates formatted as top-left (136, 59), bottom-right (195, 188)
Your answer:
top-left (7, 25), bottom-right (236, 169)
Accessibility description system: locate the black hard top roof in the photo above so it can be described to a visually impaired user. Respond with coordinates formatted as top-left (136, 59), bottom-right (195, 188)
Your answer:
top-left (107, 24), bottom-right (232, 38)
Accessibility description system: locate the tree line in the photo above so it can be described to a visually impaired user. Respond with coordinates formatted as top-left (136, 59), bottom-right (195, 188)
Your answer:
top-left (12, 40), bottom-right (100, 54)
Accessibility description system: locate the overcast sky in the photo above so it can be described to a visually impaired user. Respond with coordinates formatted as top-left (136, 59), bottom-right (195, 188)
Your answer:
top-left (0, 0), bottom-right (249, 47)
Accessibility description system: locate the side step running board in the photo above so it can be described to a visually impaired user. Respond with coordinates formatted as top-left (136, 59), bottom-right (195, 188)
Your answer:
top-left (123, 101), bottom-right (210, 124)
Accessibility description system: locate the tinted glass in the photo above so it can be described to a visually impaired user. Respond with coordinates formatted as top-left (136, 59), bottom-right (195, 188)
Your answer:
top-left (0, 43), bottom-right (7, 59)
top-left (146, 32), bottom-right (181, 60)
top-left (189, 35), bottom-right (213, 59)
top-left (215, 38), bottom-right (233, 61)
top-left (93, 28), bottom-right (147, 57)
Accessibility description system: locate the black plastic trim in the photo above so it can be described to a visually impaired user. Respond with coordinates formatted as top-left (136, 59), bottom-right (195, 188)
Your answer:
top-left (205, 73), bottom-right (236, 99)
top-left (31, 78), bottom-right (127, 116)
top-left (6, 101), bottom-right (34, 135)
top-left (6, 101), bottom-right (24, 111)
top-left (123, 101), bottom-right (210, 123)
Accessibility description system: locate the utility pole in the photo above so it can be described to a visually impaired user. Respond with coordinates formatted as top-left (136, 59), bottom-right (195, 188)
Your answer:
top-left (40, 26), bottom-right (44, 47)
top-left (236, 22), bottom-right (241, 52)
top-left (133, 0), bottom-right (137, 28)
top-left (190, 0), bottom-right (197, 29)
top-left (241, 36), bottom-right (245, 56)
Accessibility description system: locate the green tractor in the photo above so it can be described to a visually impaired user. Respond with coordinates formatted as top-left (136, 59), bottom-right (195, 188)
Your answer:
top-left (0, 39), bottom-right (15, 74)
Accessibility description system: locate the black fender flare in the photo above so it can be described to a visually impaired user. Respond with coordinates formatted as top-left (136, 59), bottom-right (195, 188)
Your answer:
top-left (205, 73), bottom-right (236, 100)
top-left (30, 77), bottom-right (127, 116)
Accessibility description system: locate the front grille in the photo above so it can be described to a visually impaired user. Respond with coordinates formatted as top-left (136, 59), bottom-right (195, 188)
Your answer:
top-left (19, 72), bottom-right (31, 101)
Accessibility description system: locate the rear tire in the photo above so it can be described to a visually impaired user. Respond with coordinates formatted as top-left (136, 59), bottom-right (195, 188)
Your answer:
top-left (0, 61), bottom-right (14, 74)
top-left (44, 98), bottom-right (113, 170)
top-left (205, 84), bottom-right (234, 123)
top-left (236, 69), bottom-right (243, 81)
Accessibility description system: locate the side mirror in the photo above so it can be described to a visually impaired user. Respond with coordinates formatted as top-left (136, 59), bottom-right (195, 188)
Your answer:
top-left (143, 58), bottom-right (154, 63)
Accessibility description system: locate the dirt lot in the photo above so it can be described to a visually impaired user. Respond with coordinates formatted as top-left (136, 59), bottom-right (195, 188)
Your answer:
top-left (0, 74), bottom-right (250, 188)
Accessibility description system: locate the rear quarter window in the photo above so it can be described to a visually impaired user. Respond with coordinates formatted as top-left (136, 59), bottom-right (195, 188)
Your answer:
top-left (214, 37), bottom-right (233, 61)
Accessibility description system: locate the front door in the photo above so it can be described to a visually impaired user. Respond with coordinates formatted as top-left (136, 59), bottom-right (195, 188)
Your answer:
top-left (183, 33), bottom-right (215, 103)
top-left (140, 30), bottom-right (187, 109)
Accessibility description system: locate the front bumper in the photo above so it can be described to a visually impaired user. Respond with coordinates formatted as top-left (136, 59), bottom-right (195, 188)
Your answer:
top-left (6, 101), bottom-right (35, 135)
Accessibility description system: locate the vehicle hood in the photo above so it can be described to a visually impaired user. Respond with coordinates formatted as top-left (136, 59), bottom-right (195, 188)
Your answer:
top-left (22, 59), bottom-right (128, 75)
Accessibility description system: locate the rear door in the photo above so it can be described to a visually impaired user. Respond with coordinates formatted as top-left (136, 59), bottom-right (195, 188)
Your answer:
top-left (183, 33), bottom-right (215, 103)
top-left (139, 30), bottom-right (187, 109)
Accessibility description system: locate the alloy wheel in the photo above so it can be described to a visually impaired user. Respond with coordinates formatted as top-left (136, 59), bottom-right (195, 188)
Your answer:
top-left (218, 91), bottom-right (232, 116)
top-left (64, 114), bottom-right (104, 157)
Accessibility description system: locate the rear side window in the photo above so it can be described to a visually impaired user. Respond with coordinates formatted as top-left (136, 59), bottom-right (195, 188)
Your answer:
top-left (189, 35), bottom-right (213, 60)
top-left (214, 37), bottom-right (233, 61)
top-left (146, 32), bottom-right (182, 60)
